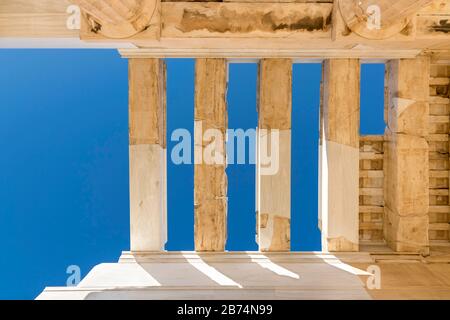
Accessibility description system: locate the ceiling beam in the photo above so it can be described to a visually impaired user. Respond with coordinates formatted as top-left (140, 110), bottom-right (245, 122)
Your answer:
top-left (0, 0), bottom-right (449, 54)
top-left (119, 47), bottom-right (422, 59)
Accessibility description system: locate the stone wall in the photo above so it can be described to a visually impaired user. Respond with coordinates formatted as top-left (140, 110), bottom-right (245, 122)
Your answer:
top-left (359, 136), bottom-right (384, 243)
top-left (428, 64), bottom-right (450, 244)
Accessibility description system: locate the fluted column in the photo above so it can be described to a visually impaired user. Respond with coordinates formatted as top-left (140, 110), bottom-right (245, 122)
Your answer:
top-left (320, 59), bottom-right (360, 252)
top-left (73, 0), bottom-right (157, 38)
top-left (257, 59), bottom-right (292, 252)
top-left (129, 58), bottom-right (167, 251)
top-left (194, 58), bottom-right (228, 251)
top-left (384, 56), bottom-right (430, 254)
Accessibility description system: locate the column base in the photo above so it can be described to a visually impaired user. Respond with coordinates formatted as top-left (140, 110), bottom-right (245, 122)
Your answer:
top-left (36, 251), bottom-right (373, 300)
top-left (328, 237), bottom-right (359, 252)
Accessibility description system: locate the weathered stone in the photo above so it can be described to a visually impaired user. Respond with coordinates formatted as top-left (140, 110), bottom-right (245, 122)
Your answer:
top-left (383, 56), bottom-right (431, 253)
top-left (258, 59), bottom-right (292, 130)
top-left (194, 164), bottom-right (227, 201)
top-left (257, 59), bottom-right (292, 252)
top-left (129, 58), bottom-right (166, 146)
top-left (194, 58), bottom-right (228, 252)
top-left (320, 59), bottom-right (360, 252)
top-left (267, 216), bottom-right (291, 252)
top-left (128, 58), bottom-right (167, 252)
top-left (384, 207), bottom-right (429, 254)
top-left (384, 131), bottom-right (429, 216)
top-left (322, 59), bottom-right (360, 148)
top-left (194, 198), bottom-right (227, 252)
top-left (386, 57), bottom-right (430, 136)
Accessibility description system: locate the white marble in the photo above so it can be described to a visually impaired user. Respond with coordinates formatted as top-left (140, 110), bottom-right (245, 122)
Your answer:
top-left (37, 252), bottom-right (373, 300)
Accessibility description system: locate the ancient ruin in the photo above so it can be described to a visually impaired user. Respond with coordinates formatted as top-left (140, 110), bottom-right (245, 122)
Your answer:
top-left (2, 0), bottom-right (450, 299)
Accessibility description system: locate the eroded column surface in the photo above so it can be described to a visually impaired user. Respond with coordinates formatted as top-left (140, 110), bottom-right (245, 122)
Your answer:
top-left (74, 0), bottom-right (159, 38)
top-left (320, 59), bottom-right (360, 252)
top-left (384, 56), bottom-right (430, 254)
top-left (194, 58), bottom-right (228, 251)
top-left (428, 64), bottom-right (450, 244)
top-left (257, 59), bottom-right (292, 252)
top-left (129, 58), bottom-right (167, 251)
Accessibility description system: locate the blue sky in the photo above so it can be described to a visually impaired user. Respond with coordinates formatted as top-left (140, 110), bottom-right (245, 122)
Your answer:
top-left (0, 50), bottom-right (385, 299)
